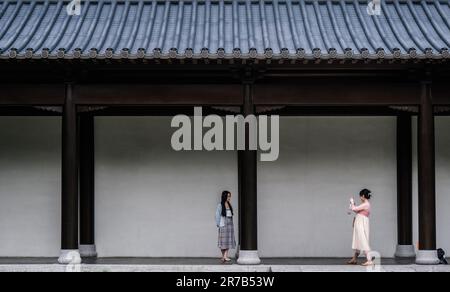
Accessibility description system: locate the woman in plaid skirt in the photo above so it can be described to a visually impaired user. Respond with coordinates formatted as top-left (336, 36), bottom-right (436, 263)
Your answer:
top-left (215, 190), bottom-right (236, 263)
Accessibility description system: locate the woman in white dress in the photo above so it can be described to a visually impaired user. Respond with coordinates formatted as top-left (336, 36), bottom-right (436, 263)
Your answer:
top-left (348, 189), bottom-right (373, 266)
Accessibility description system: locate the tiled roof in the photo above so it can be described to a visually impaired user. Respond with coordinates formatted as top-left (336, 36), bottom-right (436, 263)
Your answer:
top-left (0, 0), bottom-right (449, 61)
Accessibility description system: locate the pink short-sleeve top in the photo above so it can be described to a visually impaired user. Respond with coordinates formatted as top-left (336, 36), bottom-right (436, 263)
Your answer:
top-left (351, 202), bottom-right (371, 217)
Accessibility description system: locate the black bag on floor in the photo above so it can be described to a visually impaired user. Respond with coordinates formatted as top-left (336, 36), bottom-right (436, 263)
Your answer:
top-left (437, 248), bottom-right (448, 265)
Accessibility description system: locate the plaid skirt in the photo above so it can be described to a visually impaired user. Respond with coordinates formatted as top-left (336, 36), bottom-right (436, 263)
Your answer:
top-left (218, 217), bottom-right (236, 250)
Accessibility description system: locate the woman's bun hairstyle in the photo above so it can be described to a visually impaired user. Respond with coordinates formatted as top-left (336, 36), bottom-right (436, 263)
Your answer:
top-left (360, 189), bottom-right (372, 200)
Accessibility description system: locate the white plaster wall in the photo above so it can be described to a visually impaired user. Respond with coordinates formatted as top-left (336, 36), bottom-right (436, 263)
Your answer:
top-left (258, 117), bottom-right (398, 257)
top-left (0, 116), bottom-right (449, 258)
top-left (413, 117), bottom-right (450, 254)
top-left (95, 117), bottom-right (238, 257)
top-left (0, 117), bottom-right (61, 257)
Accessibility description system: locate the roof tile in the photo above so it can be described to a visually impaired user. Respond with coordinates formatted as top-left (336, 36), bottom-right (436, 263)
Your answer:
top-left (0, 0), bottom-right (448, 60)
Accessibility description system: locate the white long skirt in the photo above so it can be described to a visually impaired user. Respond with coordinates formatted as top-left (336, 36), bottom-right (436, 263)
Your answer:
top-left (352, 214), bottom-right (371, 252)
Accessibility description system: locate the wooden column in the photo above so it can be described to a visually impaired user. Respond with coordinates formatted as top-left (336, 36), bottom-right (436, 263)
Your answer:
top-left (238, 150), bottom-right (243, 248)
top-left (416, 80), bottom-right (439, 264)
top-left (58, 83), bottom-right (81, 264)
top-left (79, 113), bottom-right (97, 257)
top-left (395, 114), bottom-right (415, 258)
top-left (237, 81), bottom-right (261, 265)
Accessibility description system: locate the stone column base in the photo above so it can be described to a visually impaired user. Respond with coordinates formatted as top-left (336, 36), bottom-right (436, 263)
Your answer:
top-left (416, 250), bottom-right (439, 265)
top-left (79, 244), bottom-right (97, 258)
top-left (237, 250), bottom-right (261, 265)
top-left (58, 250), bottom-right (82, 264)
top-left (395, 245), bottom-right (416, 258)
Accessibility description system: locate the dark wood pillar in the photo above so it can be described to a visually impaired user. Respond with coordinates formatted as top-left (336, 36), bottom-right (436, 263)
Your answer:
top-left (79, 113), bottom-right (97, 257)
top-left (58, 83), bottom-right (81, 264)
top-left (416, 80), bottom-right (439, 264)
top-left (395, 114), bottom-right (415, 258)
top-left (237, 81), bottom-right (260, 265)
top-left (238, 150), bottom-right (243, 247)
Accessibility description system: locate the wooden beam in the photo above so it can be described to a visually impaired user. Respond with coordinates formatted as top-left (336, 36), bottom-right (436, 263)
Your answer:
top-left (0, 106), bottom-right (60, 116)
top-left (74, 84), bottom-right (243, 105)
top-left (432, 82), bottom-right (450, 105)
top-left (0, 81), bottom-right (448, 106)
top-left (253, 81), bottom-right (421, 105)
top-left (0, 84), bottom-right (65, 105)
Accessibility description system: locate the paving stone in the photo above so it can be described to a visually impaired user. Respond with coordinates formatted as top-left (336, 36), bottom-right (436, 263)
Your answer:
top-left (0, 264), bottom-right (449, 272)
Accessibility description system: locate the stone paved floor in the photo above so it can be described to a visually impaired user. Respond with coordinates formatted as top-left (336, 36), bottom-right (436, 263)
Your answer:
top-left (0, 257), bottom-right (448, 272)
top-left (0, 257), bottom-right (417, 265)
top-left (0, 257), bottom-right (414, 266)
